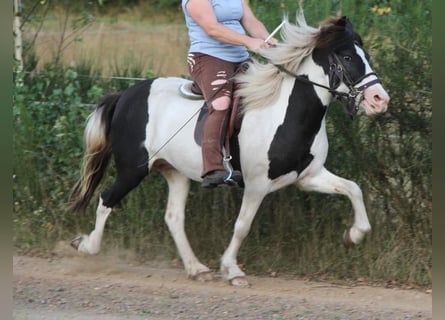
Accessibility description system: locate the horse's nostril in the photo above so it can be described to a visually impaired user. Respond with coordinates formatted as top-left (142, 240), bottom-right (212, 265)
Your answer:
top-left (374, 94), bottom-right (390, 107)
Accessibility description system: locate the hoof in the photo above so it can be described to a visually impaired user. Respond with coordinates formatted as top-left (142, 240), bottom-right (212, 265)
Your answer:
top-left (343, 230), bottom-right (355, 248)
top-left (70, 235), bottom-right (83, 250)
top-left (192, 271), bottom-right (214, 282)
top-left (230, 276), bottom-right (250, 288)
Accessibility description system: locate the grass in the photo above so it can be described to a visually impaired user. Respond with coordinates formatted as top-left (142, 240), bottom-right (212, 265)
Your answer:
top-left (23, 7), bottom-right (190, 77)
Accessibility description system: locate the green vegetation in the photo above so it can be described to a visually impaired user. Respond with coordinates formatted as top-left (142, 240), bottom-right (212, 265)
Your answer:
top-left (13, 0), bottom-right (431, 286)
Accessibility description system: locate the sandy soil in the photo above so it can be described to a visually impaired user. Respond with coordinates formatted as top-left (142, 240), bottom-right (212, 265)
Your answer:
top-left (13, 242), bottom-right (432, 320)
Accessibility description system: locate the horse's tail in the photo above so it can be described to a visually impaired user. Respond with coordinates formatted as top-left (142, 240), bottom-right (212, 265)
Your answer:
top-left (68, 93), bottom-right (121, 212)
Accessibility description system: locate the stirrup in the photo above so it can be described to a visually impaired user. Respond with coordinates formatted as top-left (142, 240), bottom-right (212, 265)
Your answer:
top-left (201, 170), bottom-right (242, 188)
top-left (222, 147), bottom-right (242, 186)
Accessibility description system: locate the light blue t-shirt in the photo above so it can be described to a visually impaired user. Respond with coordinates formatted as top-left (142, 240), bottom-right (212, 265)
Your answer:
top-left (182, 0), bottom-right (250, 63)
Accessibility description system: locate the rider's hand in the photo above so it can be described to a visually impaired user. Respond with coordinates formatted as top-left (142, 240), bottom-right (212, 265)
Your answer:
top-left (246, 37), bottom-right (274, 53)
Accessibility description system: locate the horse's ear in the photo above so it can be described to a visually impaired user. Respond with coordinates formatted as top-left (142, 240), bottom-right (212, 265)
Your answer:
top-left (337, 16), bottom-right (355, 35)
top-left (316, 16), bottom-right (353, 49)
top-left (336, 16), bottom-right (348, 27)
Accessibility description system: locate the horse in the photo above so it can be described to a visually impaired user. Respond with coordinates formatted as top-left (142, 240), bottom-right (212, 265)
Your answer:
top-left (68, 13), bottom-right (389, 287)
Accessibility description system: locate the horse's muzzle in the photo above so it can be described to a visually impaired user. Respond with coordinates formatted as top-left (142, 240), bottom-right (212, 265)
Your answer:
top-left (363, 85), bottom-right (390, 115)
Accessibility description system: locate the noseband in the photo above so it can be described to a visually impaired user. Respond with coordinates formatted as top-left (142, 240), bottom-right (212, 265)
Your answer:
top-left (328, 53), bottom-right (381, 117)
top-left (274, 51), bottom-right (381, 117)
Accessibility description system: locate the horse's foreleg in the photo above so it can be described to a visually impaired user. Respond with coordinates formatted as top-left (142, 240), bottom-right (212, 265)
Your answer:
top-left (297, 167), bottom-right (371, 246)
top-left (71, 197), bottom-right (111, 255)
top-left (221, 187), bottom-right (266, 287)
top-left (161, 169), bottom-right (212, 281)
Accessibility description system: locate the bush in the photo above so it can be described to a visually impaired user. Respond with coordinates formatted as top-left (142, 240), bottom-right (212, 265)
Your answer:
top-left (13, 0), bottom-right (431, 286)
top-left (13, 64), bottom-right (100, 251)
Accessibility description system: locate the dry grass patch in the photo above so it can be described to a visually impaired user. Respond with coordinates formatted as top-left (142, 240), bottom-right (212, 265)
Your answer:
top-left (25, 12), bottom-right (190, 77)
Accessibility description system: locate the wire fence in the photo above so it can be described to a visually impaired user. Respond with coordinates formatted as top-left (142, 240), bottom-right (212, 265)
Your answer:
top-left (14, 70), bottom-right (154, 109)
top-left (17, 70), bottom-right (148, 82)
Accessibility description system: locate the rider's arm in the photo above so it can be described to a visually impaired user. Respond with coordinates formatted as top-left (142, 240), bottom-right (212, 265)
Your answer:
top-left (185, 0), bottom-right (270, 52)
top-left (240, 0), bottom-right (272, 42)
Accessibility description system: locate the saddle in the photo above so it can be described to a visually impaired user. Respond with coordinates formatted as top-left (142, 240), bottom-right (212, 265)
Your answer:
top-left (179, 80), bottom-right (243, 147)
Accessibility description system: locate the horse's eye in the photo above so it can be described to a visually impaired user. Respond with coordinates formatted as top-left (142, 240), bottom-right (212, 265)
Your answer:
top-left (343, 55), bottom-right (352, 61)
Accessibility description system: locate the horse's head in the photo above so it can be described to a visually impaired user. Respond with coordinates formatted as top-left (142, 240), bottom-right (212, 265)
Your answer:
top-left (315, 16), bottom-right (389, 116)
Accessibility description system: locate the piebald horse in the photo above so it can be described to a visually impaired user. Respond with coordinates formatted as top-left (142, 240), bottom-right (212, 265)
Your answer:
top-left (68, 14), bottom-right (389, 287)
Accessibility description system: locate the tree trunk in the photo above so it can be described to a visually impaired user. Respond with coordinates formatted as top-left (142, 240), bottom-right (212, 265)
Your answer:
top-left (14, 0), bottom-right (23, 73)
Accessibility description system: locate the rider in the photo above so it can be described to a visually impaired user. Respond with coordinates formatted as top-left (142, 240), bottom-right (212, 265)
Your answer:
top-left (182, 0), bottom-right (277, 188)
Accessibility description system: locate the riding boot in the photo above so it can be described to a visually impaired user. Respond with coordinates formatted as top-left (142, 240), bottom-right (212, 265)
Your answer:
top-left (201, 109), bottom-right (241, 188)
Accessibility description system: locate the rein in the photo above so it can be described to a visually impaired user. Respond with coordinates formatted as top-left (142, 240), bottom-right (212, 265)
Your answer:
top-left (148, 51), bottom-right (381, 166)
top-left (274, 53), bottom-right (381, 118)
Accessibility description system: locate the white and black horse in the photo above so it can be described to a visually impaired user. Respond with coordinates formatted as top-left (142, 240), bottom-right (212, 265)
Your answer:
top-left (68, 14), bottom-right (389, 287)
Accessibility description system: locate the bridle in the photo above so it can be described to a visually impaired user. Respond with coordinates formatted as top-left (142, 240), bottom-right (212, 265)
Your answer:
top-left (274, 48), bottom-right (382, 117)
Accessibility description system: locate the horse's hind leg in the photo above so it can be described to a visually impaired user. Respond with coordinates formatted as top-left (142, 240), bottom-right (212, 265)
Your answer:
top-left (71, 197), bottom-right (111, 254)
top-left (160, 166), bottom-right (212, 281)
top-left (297, 166), bottom-right (371, 247)
top-left (72, 155), bottom-right (148, 255)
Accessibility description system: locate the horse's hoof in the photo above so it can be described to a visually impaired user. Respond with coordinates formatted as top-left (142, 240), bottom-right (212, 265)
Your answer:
top-left (230, 276), bottom-right (250, 288)
top-left (192, 271), bottom-right (214, 282)
top-left (343, 230), bottom-right (355, 248)
top-left (70, 235), bottom-right (83, 250)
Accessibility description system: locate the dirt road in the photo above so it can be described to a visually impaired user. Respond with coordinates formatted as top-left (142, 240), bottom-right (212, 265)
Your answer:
top-left (13, 242), bottom-right (432, 320)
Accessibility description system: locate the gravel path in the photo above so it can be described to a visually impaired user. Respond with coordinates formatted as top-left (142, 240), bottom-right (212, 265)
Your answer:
top-left (13, 244), bottom-right (432, 320)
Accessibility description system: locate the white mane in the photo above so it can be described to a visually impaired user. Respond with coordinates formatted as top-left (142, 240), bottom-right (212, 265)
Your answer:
top-left (235, 12), bottom-right (320, 112)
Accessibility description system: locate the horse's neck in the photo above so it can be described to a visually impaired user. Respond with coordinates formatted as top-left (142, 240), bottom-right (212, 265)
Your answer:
top-left (298, 56), bottom-right (333, 106)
